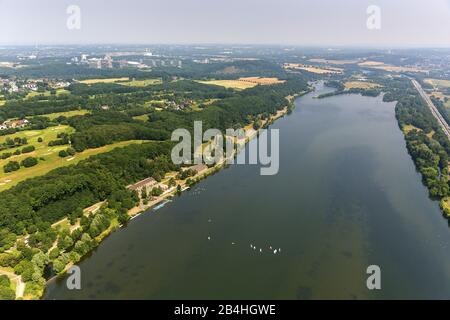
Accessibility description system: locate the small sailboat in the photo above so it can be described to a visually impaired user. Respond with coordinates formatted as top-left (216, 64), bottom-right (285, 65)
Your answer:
top-left (274, 249), bottom-right (278, 254)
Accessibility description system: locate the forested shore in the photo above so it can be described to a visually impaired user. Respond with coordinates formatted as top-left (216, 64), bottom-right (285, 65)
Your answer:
top-left (0, 76), bottom-right (308, 299)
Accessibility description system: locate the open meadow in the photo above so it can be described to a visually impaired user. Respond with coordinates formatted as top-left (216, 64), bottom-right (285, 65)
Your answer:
top-left (0, 125), bottom-right (146, 191)
top-left (344, 81), bottom-right (381, 89)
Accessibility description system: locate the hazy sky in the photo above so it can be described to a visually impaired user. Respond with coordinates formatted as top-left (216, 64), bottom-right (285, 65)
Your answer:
top-left (0, 0), bottom-right (449, 47)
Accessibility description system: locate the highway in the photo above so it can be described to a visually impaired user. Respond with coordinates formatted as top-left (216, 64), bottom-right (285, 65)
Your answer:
top-left (411, 78), bottom-right (450, 141)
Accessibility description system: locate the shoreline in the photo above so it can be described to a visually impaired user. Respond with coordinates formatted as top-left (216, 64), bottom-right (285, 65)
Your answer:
top-left (39, 94), bottom-right (303, 299)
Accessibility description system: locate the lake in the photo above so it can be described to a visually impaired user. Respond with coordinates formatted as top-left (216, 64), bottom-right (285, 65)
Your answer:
top-left (45, 82), bottom-right (450, 299)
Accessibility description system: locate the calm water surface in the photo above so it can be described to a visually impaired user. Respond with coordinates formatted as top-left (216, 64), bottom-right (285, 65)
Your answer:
top-left (45, 83), bottom-right (450, 299)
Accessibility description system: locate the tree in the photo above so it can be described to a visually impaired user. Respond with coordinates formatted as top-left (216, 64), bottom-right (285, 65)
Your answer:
top-left (0, 275), bottom-right (10, 287)
top-left (141, 187), bottom-right (148, 200)
top-left (58, 150), bottom-right (68, 158)
top-left (151, 186), bottom-right (163, 197)
top-left (49, 248), bottom-right (60, 260)
top-left (66, 147), bottom-right (76, 156)
top-left (21, 145), bottom-right (35, 154)
top-left (57, 235), bottom-right (74, 251)
top-left (20, 157), bottom-right (38, 168)
top-left (3, 161), bottom-right (20, 173)
top-left (0, 286), bottom-right (15, 300)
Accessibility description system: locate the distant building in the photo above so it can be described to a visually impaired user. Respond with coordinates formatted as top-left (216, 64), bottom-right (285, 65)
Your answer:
top-left (101, 55), bottom-right (113, 69)
top-left (128, 177), bottom-right (158, 193)
top-left (0, 119), bottom-right (29, 131)
top-left (23, 83), bottom-right (38, 91)
top-left (88, 58), bottom-right (102, 69)
top-left (187, 164), bottom-right (208, 175)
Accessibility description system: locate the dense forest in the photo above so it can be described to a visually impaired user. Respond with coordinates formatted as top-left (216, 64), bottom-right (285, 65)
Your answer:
top-left (393, 80), bottom-right (450, 198)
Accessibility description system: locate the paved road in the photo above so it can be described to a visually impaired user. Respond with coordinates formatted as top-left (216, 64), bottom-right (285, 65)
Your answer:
top-left (412, 79), bottom-right (450, 141)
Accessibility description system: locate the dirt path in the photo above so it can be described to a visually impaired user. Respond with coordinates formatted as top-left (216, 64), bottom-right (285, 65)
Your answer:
top-left (0, 269), bottom-right (25, 299)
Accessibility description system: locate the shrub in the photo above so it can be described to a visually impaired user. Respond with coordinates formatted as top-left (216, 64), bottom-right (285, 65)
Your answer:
top-left (21, 145), bottom-right (35, 154)
top-left (3, 161), bottom-right (20, 173)
top-left (20, 157), bottom-right (38, 168)
top-left (58, 150), bottom-right (68, 158)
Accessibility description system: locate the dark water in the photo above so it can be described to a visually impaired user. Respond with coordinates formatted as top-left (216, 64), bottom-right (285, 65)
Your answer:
top-left (45, 83), bottom-right (450, 299)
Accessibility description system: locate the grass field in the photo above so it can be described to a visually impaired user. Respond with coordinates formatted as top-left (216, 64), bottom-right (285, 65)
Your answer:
top-left (0, 135), bottom-right (146, 191)
top-left (132, 114), bottom-right (150, 121)
top-left (117, 78), bottom-right (162, 87)
top-left (425, 79), bottom-right (450, 89)
top-left (402, 124), bottom-right (421, 134)
top-left (402, 124), bottom-right (434, 138)
top-left (78, 77), bottom-right (129, 84)
top-left (358, 61), bottom-right (427, 73)
top-left (25, 89), bottom-right (70, 99)
top-left (33, 109), bottom-right (90, 120)
top-left (344, 81), bottom-right (381, 89)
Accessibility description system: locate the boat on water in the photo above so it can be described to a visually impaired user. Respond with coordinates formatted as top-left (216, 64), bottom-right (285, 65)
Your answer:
top-left (153, 200), bottom-right (172, 211)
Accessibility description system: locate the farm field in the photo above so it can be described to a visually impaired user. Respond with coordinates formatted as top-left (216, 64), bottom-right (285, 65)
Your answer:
top-left (198, 79), bottom-right (257, 89)
top-left (358, 61), bottom-right (427, 73)
top-left (238, 77), bottom-right (285, 85)
top-left (344, 81), bottom-right (381, 89)
top-left (0, 135), bottom-right (146, 191)
top-left (78, 77), bottom-right (129, 84)
top-left (283, 63), bottom-right (343, 74)
top-left (198, 77), bottom-right (285, 90)
top-left (425, 78), bottom-right (450, 89)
